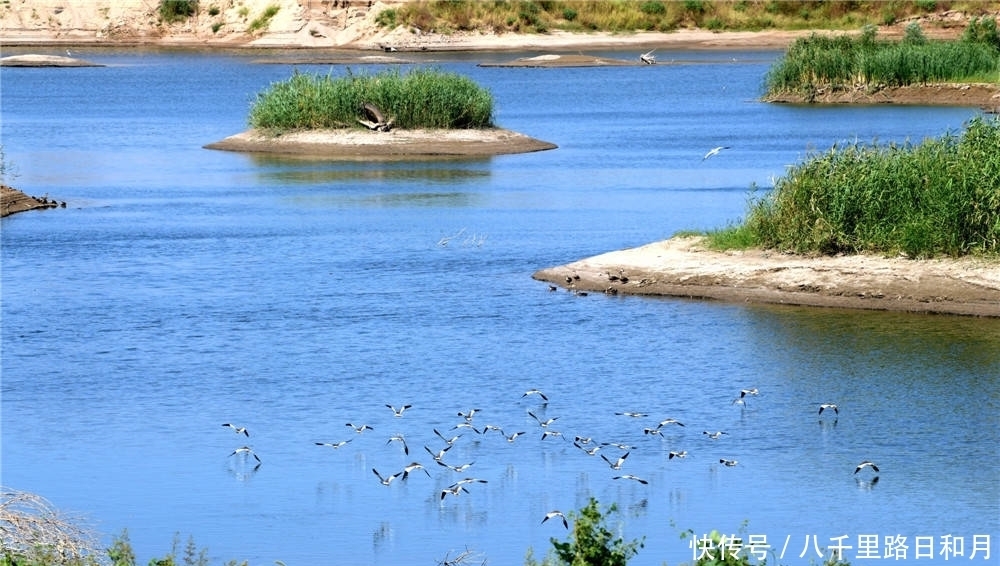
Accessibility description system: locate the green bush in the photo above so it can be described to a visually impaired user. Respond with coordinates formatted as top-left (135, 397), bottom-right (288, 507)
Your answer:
top-left (708, 116), bottom-right (1000, 258)
top-left (248, 67), bottom-right (495, 131)
top-left (158, 0), bottom-right (198, 24)
top-left (526, 498), bottom-right (644, 566)
top-left (764, 21), bottom-right (1000, 94)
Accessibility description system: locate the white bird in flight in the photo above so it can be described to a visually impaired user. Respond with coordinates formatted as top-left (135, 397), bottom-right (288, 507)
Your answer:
top-left (855, 460), bottom-right (880, 474)
top-left (703, 146), bottom-right (730, 160)
top-left (542, 511), bottom-right (569, 529)
top-left (222, 423), bottom-right (249, 437)
top-left (385, 404), bottom-right (412, 417)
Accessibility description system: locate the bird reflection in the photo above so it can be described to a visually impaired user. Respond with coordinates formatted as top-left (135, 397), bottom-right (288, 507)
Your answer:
top-left (855, 475), bottom-right (880, 491)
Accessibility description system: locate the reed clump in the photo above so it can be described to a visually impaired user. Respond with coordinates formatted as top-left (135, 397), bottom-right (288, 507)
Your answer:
top-left (707, 116), bottom-right (1000, 258)
top-left (248, 68), bottom-right (495, 132)
top-left (764, 18), bottom-right (1000, 96)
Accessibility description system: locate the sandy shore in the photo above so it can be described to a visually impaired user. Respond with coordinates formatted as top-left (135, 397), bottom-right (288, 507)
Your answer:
top-left (204, 128), bottom-right (557, 159)
top-left (533, 237), bottom-right (1000, 317)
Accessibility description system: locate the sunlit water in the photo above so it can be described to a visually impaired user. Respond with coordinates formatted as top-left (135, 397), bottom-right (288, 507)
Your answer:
top-left (2, 47), bottom-right (998, 566)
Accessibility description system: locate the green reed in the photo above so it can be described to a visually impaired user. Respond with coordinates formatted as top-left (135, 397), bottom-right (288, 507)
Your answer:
top-left (248, 68), bottom-right (495, 131)
top-left (764, 20), bottom-right (1000, 95)
top-left (710, 116), bottom-right (1000, 258)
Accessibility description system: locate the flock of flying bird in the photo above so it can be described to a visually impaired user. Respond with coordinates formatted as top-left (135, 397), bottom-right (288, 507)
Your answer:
top-left (220, 386), bottom-right (879, 527)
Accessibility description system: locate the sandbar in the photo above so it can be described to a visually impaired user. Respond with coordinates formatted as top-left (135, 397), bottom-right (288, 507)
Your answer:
top-left (204, 127), bottom-right (557, 159)
top-left (533, 236), bottom-right (1000, 317)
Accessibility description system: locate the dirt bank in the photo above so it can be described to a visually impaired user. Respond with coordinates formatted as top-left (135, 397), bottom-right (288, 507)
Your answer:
top-left (533, 237), bottom-right (1000, 317)
top-left (1, 186), bottom-right (65, 217)
top-left (766, 83), bottom-right (1000, 110)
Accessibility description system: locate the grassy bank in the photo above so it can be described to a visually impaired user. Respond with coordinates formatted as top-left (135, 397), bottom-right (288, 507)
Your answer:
top-left (704, 116), bottom-right (1000, 258)
top-left (764, 18), bottom-right (1000, 96)
top-left (248, 68), bottom-right (494, 132)
top-left (374, 0), bottom-right (1000, 35)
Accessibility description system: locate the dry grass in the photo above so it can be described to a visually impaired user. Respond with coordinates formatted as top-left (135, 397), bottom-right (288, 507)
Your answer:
top-left (0, 488), bottom-right (102, 565)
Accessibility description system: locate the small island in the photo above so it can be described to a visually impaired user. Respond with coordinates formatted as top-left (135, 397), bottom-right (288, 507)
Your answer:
top-left (205, 67), bottom-right (556, 159)
top-left (761, 18), bottom-right (1000, 109)
top-left (534, 114), bottom-right (1000, 317)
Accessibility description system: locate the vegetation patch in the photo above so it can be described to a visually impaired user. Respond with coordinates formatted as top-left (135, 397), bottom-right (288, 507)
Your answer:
top-left (247, 4), bottom-right (280, 34)
top-left (248, 68), bottom-right (495, 132)
top-left (763, 18), bottom-right (1000, 98)
top-left (371, 1), bottom-right (1000, 35)
top-left (704, 116), bottom-right (1000, 258)
top-left (158, 0), bottom-right (198, 24)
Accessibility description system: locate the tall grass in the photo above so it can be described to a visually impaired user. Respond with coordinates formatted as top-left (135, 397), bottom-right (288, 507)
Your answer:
top-left (375, 1), bottom-right (1000, 34)
top-left (764, 19), bottom-right (1000, 95)
top-left (708, 116), bottom-right (1000, 258)
top-left (248, 68), bottom-right (495, 131)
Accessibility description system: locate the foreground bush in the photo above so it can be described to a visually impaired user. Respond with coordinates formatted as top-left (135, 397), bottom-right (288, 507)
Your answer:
top-left (248, 68), bottom-right (495, 131)
top-left (764, 19), bottom-right (1000, 95)
top-left (708, 116), bottom-right (1000, 258)
top-left (526, 498), bottom-right (644, 566)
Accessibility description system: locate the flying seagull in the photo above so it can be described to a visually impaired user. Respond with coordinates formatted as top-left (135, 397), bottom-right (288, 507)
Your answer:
top-left (372, 468), bottom-right (402, 486)
top-left (387, 434), bottom-right (409, 455)
top-left (424, 444), bottom-right (453, 461)
top-left (601, 452), bottom-right (630, 470)
top-left (314, 440), bottom-right (352, 449)
top-left (433, 428), bottom-right (462, 445)
top-left (615, 411), bottom-right (648, 418)
top-left (854, 460), bottom-right (880, 474)
top-left (346, 423), bottom-right (374, 434)
top-left (505, 431), bottom-right (527, 443)
top-left (522, 389), bottom-right (549, 402)
top-left (528, 411), bottom-right (559, 428)
top-left (819, 403), bottom-right (840, 415)
top-left (542, 511), bottom-right (569, 529)
top-left (658, 418), bottom-right (685, 428)
top-left (703, 431), bottom-right (728, 440)
top-left (229, 446), bottom-right (261, 463)
top-left (703, 146), bottom-right (731, 160)
top-left (386, 404), bottom-right (412, 417)
top-left (740, 388), bottom-right (759, 398)
top-left (639, 49), bottom-right (656, 64)
top-left (668, 450), bottom-right (688, 460)
top-left (614, 474), bottom-right (649, 484)
top-left (719, 459), bottom-right (739, 467)
top-left (401, 461), bottom-right (431, 479)
top-left (222, 423), bottom-right (249, 437)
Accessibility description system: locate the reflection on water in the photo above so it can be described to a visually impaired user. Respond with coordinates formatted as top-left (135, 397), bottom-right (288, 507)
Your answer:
top-left (256, 164), bottom-right (491, 185)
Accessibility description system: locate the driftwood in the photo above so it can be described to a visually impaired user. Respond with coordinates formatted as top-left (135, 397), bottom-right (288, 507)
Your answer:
top-left (357, 102), bottom-right (395, 132)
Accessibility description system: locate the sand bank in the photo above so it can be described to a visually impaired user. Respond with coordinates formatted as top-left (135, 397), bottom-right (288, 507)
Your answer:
top-left (533, 237), bottom-right (1000, 317)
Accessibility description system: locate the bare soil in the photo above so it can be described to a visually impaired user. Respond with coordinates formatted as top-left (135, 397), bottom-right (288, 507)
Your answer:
top-left (1, 186), bottom-right (65, 217)
top-left (533, 237), bottom-right (1000, 317)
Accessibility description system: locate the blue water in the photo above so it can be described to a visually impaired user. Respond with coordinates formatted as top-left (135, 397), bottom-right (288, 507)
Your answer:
top-left (2, 46), bottom-right (998, 566)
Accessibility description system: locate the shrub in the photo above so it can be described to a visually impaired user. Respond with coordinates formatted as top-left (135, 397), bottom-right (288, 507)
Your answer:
top-left (526, 498), bottom-right (644, 566)
top-left (247, 4), bottom-right (280, 33)
top-left (713, 116), bottom-right (1000, 258)
top-left (158, 0), bottom-right (198, 24)
top-left (248, 68), bottom-right (495, 131)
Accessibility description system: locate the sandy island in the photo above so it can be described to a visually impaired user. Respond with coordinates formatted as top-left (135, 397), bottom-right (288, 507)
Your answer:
top-left (204, 127), bottom-right (557, 159)
top-left (533, 237), bottom-right (1000, 317)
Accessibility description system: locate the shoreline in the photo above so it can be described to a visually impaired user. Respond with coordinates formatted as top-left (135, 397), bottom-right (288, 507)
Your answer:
top-left (532, 237), bottom-right (1000, 318)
